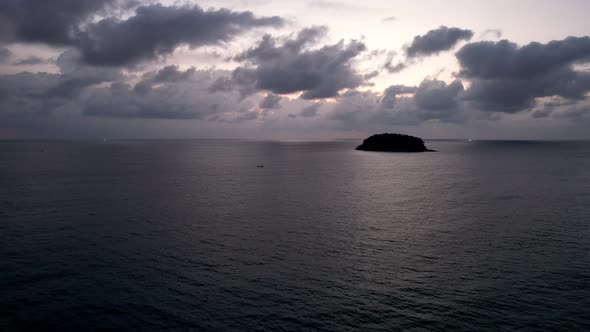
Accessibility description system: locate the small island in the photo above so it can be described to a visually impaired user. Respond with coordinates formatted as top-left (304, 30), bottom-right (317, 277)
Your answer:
top-left (356, 133), bottom-right (435, 152)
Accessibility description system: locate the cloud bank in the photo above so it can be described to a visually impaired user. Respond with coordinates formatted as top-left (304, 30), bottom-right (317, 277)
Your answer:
top-left (0, 1), bottom-right (589, 139)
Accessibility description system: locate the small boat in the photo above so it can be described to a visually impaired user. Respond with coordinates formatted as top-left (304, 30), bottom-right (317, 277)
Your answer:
top-left (256, 165), bottom-right (264, 168)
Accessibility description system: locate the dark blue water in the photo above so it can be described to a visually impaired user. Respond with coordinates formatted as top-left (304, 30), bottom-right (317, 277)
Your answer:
top-left (1, 140), bottom-right (589, 331)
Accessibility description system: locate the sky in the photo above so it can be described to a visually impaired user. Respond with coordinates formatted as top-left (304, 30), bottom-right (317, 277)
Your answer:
top-left (1, 0), bottom-right (590, 139)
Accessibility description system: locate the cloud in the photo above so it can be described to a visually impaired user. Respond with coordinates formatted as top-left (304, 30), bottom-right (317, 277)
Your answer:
top-left (2, 2), bottom-right (589, 139)
top-left (480, 29), bottom-right (502, 39)
top-left (414, 79), bottom-right (464, 120)
top-left (0, 71), bottom-right (63, 115)
top-left (552, 106), bottom-right (590, 119)
top-left (530, 98), bottom-right (580, 119)
top-left (0, 50), bottom-right (122, 116)
top-left (47, 50), bottom-right (123, 98)
top-left (234, 26), bottom-right (329, 62)
top-left (300, 103), bottom-right (322, 117)
top-left (82, 69), bottom-right (242, 119)
top-left (327, 78), bottom-right (466, 130)
top-left (1, 1), bottom-right (283, 67)
top-left (231, 110), bottom-right (259, 122)
top-left (258, 93), bottom-right (282, 110)
top-left (531, 108), bottom-right (552, 118)
top-left (384, 61), bottom-right (406, 73)
top-left (457, 37), bottom-right (590, 80)
top-left (0, 0), bottom-right (136, 45)
top-left (77, 4), bottom-right (284, 66)
top-left (406, 26), bottom-right (474, 58)
top-left (383, 26), bottom-right (473, 73)
top-left (381, 85), bottom-right (417, 108)
top-left (217, 26), bottom-right (368, 99)
top-left (151, 65), bottom-right (196, 83)
top-left (134, 65), bottom-right (196, 94)
top-left (13, 56), bottom-right (50, 66)
top-left (0, 57), bottom-right (247, 123)
top-left (327, 89), bottom-right (419, 128)
top-left (457, 37), bottom-right (590, 113)
top-left (84, 83), bottom-right (215, 119)
top-left (543, 99), bottom-right (578, 108)
top-left (0, 46), bottom-right (11, 63)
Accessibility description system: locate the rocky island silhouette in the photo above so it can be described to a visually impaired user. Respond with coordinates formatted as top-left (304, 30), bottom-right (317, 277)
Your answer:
top-left (356, 133), bottom-right (435, 152)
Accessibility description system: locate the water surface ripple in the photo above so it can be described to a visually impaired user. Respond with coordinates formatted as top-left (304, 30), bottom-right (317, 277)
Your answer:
top-left (1, 140), bottom-right (589, 330)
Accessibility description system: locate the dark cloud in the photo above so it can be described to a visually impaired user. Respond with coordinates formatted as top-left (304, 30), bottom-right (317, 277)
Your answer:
top-left (13, 56), bottom-right (49, 66)
top-left (0, 59), bottom-right (243, 123)
top-left (0, 50), bottom-right (122, 117)
top-left (382, 26), bottom-right (473, 73)
top-left (0, 46), bottom-right (11, 63)
top-left (84, 83), bottom-right (214, 119)
top-left (134, 65), bottom-right (196, 94)
top-left (47, 50), bottom-right (123, 98)
top-left (384, 85), bottom-right (419, 95)
top-left (531, 108), bottom-right (552, 118)
top-left (457, 37), bottom-right (590, 79)
top-left (382, 50), bottom-right (409, 73)
top-left (328, 89), bottom-right (419, 128)
top-left (384, 61), bottom-right (406, 73)
top-left (1, 1), bottom-right (283, 67)
top-left (327, 78), bottom-right (466, 130)
top-left (233, 26), bottom-right (328, 62)
top-left (468, 77), bottom-right (590, 114)
top-left (406, 26), bottom-right (474, 58)
top-left (0, 0), bottom-right (136, 45)
top-left (258, 93), bottom-right (282, 110)
top-left (209, 67), bottom-right (259, 98)
top-left (218, 26), bottom-right (367, 100)
top-left (414, 79), bottom-right (464, 120)
top-left (83, 69), bottom-right (240, 119)
top-left (0, 71), bottom-right (63, 114)
top-left (152, 65), bottom-right (196, 83)
top-left (415, 79), bottom-right (463, 110)
top-left (457, 37), bottom-right (590, 113)
top-left (381, 85), bottom-right (417, 108)
top-left (77, 4), bottom-right (283, 66)
top-left (300, 103), bottom-right (322, 117)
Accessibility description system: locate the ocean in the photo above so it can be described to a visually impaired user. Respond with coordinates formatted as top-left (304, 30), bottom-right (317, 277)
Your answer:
top-left (1, 140), bottom-right (589, 330)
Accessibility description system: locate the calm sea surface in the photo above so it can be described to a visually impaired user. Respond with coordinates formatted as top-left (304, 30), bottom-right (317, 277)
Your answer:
top-left (1, 140), bottom-right (589, 331)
